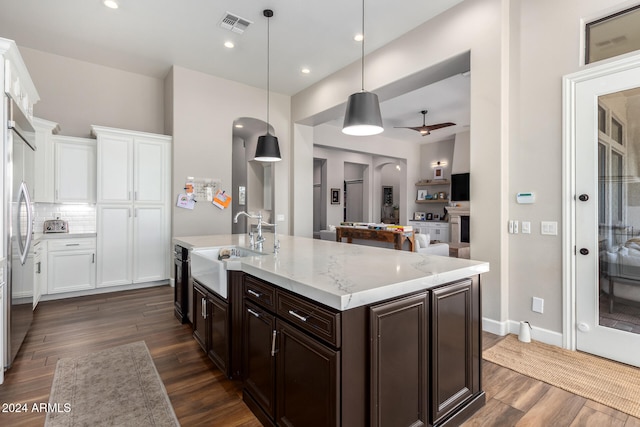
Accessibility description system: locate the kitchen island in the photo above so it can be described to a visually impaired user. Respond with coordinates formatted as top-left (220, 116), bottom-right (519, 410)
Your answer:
top-left (174, 234), bottom-right (489, 427)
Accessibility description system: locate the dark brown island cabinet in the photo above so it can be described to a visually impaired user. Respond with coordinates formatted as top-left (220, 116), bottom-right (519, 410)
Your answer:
top-left (236, 273), bottom-right (484, 427)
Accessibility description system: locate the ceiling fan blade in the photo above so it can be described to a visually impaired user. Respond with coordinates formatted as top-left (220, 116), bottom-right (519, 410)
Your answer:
top-left (393, 126), bottom-right (429, 132)
top-left (424, 122), bottom-right (456, 131)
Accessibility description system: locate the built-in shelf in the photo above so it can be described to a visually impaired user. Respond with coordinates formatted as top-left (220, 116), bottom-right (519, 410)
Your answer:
top-left (416, 180), bottom-right (450, 186)
top-left (416, 199), bottom-right (450, 204)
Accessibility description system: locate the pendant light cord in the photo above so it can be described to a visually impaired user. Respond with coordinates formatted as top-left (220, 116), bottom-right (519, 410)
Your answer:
top-left (361, 0), bottom-right (365, 92)
top-left (266, 11), bottom-right (271, 133)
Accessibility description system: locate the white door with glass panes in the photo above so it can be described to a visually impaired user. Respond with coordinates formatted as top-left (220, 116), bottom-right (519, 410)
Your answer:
top-left (568, 54), bottom-right (640, 367)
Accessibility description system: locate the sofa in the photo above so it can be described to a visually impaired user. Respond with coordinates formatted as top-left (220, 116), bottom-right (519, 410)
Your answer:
top-left (318, 228), bottom-right (449, 256)
top-left (600, 239), bottom-right (640, 312)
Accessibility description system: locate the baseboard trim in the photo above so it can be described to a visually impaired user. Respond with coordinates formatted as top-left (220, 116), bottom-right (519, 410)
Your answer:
top-left (482, 317), bottom-right (563, 347)
top-left (39, 280), bottom-right (169, 302)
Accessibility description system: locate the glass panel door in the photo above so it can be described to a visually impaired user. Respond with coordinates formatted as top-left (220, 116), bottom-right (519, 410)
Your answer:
top-left (573, 55), bottom-right (640, 367)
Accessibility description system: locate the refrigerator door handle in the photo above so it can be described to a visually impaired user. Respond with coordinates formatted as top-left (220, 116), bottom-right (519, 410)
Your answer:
top-left (17, 181), bottom-right (34, 265)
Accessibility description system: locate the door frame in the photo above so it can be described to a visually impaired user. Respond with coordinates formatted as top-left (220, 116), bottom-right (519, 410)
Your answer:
top-left (562, 52), bottom-right (640, 351)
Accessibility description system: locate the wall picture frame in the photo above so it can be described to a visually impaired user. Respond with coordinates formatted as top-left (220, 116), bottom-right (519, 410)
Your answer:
top-left (417, 189), bottom-right (428, 200)
top-left (434, 167), bottom-right (444, 180)
top-left (331, 188), bottom-right (340, 204)
top-left (414, 212), bottom-right (426, 220)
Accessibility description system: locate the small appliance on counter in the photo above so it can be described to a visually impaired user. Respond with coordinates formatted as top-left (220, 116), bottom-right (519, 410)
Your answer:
top-left (44, 219), bottom-right (69, 233)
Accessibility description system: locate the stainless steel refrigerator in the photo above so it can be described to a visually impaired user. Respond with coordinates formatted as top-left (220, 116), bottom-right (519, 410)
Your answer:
top-left (3, 96), bottom-right (36, 369)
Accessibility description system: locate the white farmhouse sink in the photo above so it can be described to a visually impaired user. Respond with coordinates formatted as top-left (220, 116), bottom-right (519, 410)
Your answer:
top-left (190, 246), bottom-right (262, 299)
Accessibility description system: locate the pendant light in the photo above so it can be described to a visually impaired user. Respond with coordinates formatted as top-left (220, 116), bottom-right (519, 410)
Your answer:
top-left (255, 9), bottom-right (282, 162)
top-left (342, 0), bottom-right (383, 136)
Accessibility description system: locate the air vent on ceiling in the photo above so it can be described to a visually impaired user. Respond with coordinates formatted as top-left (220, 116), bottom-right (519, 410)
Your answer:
top-left (220, 12), bottom-right (253, 34)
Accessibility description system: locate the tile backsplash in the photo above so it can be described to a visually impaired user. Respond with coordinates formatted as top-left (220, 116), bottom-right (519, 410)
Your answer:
top-left (33, 203), bottom-right (96, 234)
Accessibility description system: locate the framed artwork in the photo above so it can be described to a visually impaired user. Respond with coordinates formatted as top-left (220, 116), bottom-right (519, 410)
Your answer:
top-left (434, 167), bottom-right (444, 180)
top-left (433, 214), bottom-right (440, 220)
top-left (414, 212), bottom-right (426, 220)
top-left (331, 188), bottom-right (340, 204)
top-left (426, 213), bottom-right (433, 220)
top-left (417, 189), bottom-right (428, 200)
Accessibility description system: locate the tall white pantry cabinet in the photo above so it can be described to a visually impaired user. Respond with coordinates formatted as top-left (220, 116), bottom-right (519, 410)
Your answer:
top-left (92, 126), bottom-right (171, 287)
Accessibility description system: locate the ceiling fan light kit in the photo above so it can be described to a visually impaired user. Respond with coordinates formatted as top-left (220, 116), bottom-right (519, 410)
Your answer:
top-left (395, 110), bottom-right (456, 136)
top-left (342, 0), bottom-right (384, 136)
top-left (255, 8), bottom-right (282, 162)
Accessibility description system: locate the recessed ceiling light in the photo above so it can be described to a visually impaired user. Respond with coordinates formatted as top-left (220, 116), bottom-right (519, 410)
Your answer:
top-left (234, 124), bottom-right (244, 128)
top-left (354, 33), bottom-right (364, 42)
top-left (301, 67), bottom-right (310, 74)
top-left (224, 41), bottom-right (235, 49)
top-left (103, 0), bottom-right (119, 9)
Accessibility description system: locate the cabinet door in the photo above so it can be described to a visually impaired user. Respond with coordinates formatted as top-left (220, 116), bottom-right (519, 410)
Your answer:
top-left (54, 139), bottom-right (96, 203)
top-left (97, 134), bottom-right (133, 203)
top-left (430, 279), bottom-right (479, 424)
top-left (243, 300), bottom-right (277, 419)
top-left (47, 250), bottom-right (95, 294)
top-left (134, 138), bottom-right (168, 204)
top-left (207, 292), bottom-right (230, 376)
top-left (370, 293), bottom-right (428, 427)
top-left (276, 319), bottom-right (340, 427)
top-left (132, 206), bottom-right (167, 283)
top-left (97, 205), bottom-right (132, 287)
top-left (193, 282), bottom-right (208, 352)
top-left (32, 118), bottom-right (57, 203)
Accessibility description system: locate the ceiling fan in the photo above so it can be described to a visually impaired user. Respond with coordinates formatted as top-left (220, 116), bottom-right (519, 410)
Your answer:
top-left (394, 110), bottom-right (456, 136)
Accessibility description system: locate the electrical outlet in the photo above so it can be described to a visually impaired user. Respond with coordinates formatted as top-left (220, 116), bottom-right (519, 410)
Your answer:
top-left (276, 214), bottom-right (285, 222)
top-left (532, 297), bottom-right (544, 313)
top-left (54, 212), bottom-right (62, 220)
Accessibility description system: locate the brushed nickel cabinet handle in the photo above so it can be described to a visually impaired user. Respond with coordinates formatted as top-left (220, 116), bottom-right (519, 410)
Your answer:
top-left (271, 330), bottom-right (277, 356)
top-left (288, 310), bottom-right (309, 322)
top-left (247, 308), bottom-right (261, 318)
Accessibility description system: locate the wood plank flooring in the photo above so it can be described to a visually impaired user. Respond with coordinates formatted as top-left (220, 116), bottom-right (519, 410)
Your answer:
top-left (0, 285), bottom-right (638, 426)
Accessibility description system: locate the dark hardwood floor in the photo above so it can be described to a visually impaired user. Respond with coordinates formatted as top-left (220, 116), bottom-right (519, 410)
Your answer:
top-left (1, 285), bottom-right (639, 426)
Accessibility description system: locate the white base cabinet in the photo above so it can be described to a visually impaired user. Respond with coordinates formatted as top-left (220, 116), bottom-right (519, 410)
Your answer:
top-left (47, 238), bottom-right (96, 294)
top-left (409, 221), bottom-right (450, 243)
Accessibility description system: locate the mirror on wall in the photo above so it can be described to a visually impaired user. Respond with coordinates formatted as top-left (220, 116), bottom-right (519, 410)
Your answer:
top-left (232, 117), bottom-right (275, 234)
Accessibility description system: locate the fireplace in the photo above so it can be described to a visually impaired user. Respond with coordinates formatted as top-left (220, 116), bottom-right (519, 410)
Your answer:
top-left (448, 206), bottom-right (470, 244)
top-left (461, 215), bottom-right (470, 243)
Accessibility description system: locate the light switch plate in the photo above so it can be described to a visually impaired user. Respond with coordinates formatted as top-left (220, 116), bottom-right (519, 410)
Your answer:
top-left (522, 221), bottom-right (531, 234)
top-left (541, 221), bottom-right (558, 235)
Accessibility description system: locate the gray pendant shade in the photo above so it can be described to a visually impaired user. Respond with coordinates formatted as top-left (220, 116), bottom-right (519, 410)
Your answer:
top-left (342, 0), bottom-right (383, 136)
top-left (342, 90), bottom-right (384, 136)
top-left (255, 132), bottom-right (281, 162)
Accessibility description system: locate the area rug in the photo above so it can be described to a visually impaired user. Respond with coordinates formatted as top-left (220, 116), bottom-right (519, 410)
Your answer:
top-left (483, 334), bottom-right (640, 418)
top-left (45, 341), bottom-right (180, 426)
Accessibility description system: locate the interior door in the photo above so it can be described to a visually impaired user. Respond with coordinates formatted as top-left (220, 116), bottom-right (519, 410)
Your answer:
top-left (574, 55), bottom-right (640, 367)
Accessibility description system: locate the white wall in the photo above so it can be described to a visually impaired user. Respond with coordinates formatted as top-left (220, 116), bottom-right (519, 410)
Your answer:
top-left (20, 47), bottom-right (164, 137)
top-left (169, 66), bottom-right (291, 239)
top-left (292, 0), bottom-right (505, 324)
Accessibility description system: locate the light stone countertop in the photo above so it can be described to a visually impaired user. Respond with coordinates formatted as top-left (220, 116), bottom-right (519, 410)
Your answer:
top-left (34, 232), bottom-right (97, 241)
top-left (174, 234), bottom-right (489, 311)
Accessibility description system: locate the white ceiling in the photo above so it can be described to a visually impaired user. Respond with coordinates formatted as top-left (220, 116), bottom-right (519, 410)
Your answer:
top-left (0, 0), bottom-right (469, 144)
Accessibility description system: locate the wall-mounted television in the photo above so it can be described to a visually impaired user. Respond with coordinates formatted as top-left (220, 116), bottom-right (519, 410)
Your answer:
top-left (451, 173), bottom-right (470, 201)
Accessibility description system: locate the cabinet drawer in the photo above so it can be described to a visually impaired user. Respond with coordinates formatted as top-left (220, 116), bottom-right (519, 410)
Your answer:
top-left (244, 275), bottom-right (276, 311)
top-left (276, 291), bottom-right (341, 347)
top-left (47, 238), bottom-right (96, 251)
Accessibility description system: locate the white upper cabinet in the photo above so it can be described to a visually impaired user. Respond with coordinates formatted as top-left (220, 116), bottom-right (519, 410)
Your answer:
top-left (134, 138), bottom-right (169, 204)
top-left (96, 133), bottom-right (134, 203)
top-left (32, 118), bottom-right (59, 203)
top-left (53, 136), bottom-right (96, 203)
top-left (93, 126), bottom-right (170, 205)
